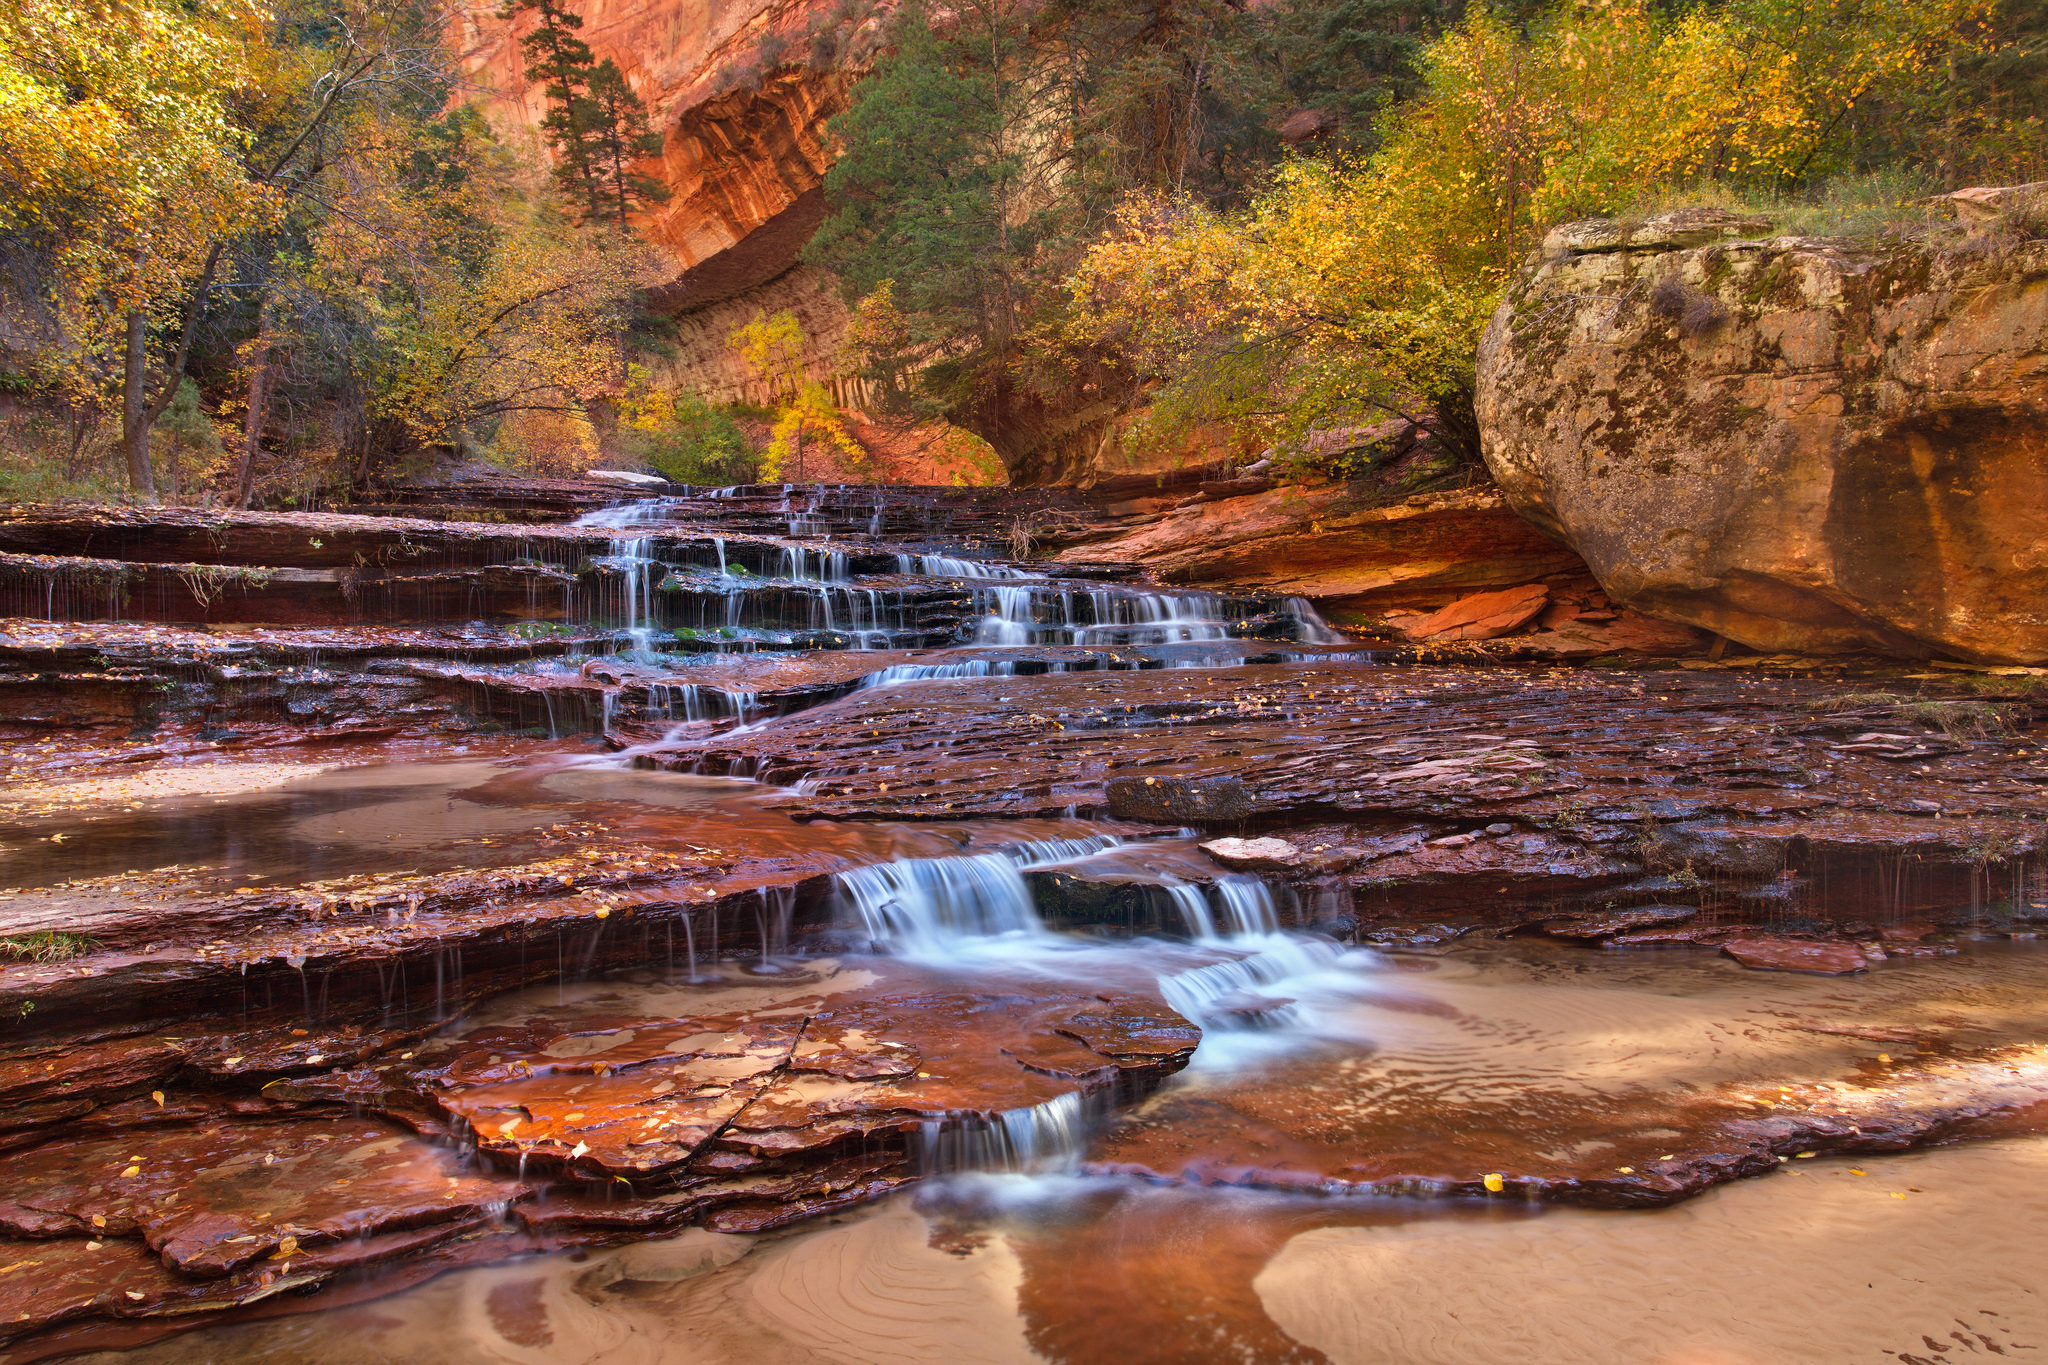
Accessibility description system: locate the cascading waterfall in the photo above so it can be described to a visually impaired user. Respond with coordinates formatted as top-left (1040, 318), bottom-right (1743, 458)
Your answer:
top-left (831, 835), bottom-right (1123, 955)
top-left (1213, 878), bottom-right (1281, 935)
top-left (644, 683), bottom-right (762, 725)
top-left (971, 585), bottom-right (1254, 646)
top-left (1163, 883), bottom-right (1217, 940)
top-left (1159, 937), bottom-right (1348, 1031)
top-left (857, 659), bottom-right (1022, 689)
top-left (896, 554), bottom-right (1036, 581)
top-left (1285, 596), bottom-right (1351, 645)
top-left (782, 546), bottom-right (853, 582)
top-left (915, 1091), bottom-right (1093, 1174)
top-left (573, 499), bottom-right (672, 651)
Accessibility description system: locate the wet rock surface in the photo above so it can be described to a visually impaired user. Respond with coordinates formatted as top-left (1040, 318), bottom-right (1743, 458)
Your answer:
top-left (1087, 942), bottom-right (2048, 1209)
top-left (1, 483), bottom-right (2046, 1359)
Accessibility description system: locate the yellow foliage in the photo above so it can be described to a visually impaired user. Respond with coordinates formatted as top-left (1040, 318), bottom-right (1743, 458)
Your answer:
top-left (0, 0), bottom-right (270, 292)
top-left (729, 310), bottom-right (866, 480)
top-left (1070, 0), bottom-right (1986, 460)
top-left (760, 382), bottom-right (867, 481)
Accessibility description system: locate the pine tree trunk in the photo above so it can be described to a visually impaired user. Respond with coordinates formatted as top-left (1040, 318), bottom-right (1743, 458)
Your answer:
top-left (121, 311), bottom-right (157, 501)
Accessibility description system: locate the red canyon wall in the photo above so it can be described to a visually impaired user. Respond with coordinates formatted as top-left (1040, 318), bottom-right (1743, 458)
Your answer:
top-left (453, 0), bottom-right (849, 304)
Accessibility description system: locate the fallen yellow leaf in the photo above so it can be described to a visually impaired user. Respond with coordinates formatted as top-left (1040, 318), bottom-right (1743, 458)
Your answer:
top-left (1483, 1173), bottom-right (1504, 1193)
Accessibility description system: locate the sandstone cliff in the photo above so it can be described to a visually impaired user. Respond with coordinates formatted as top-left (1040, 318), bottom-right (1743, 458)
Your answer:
top-left (1477, 205), bottom-right (2048, 664)
top-left (455, 0), bottom-right (863, 406)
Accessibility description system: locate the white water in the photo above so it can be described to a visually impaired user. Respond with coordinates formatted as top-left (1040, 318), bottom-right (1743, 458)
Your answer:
top-left (831, 835), bottom-right (1124, 958)
top-left (916, 1091), bottom-right (1093, 1174)
top-left (1159, 936), bottom-right (1351, 1033)
top-left (644, 682), bottom-right (762, 725)
top-left (857, 659), bottom-right (1021, 689)
top-left (575, 500), bottom-right (670, 652)
top-left (896, 553), bottom-right (1038, 581)
top-left (971, 584), bottom-right (1288, 646)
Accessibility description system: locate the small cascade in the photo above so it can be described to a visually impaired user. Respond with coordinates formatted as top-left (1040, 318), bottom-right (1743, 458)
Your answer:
top-left (1213, 878), bottom-right (1281, 935)
top-left (781, 546), bottom-right (853, 582)
top-left (574, 499), bottom-right (671, 651)
top-left (896, 553), bottom-right (1036, 581)
top-left (809, 585), bottom-right (913, 648)
top-left (755, 884), bottom-right (796, 958)
top-left (832, 835), bottom-right (1123, 955)
top-left (1163, 883), bottom-right (1217, 940)
top-left (969, 584), bottom-right (1277, 647)
top-left (915, 1091), bottom-right (1092, 1174)
top-left (644, 683), bottom-right (762, 726)
top-left (857, 659), bottom-right (1021, 689)
top-left (1284, 596), bottom-right (1351, 645)
top-left (1158, 937), bottom-right (1348, 1031)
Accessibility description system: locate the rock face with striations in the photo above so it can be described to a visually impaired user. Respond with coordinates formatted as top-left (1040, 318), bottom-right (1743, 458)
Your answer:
top-left (1476, 204), bottom-right (2048, 663)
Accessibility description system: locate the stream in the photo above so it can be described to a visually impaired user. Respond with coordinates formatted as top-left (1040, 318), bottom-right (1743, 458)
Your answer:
top-left (0, 485), bottom-right (2043, 1363)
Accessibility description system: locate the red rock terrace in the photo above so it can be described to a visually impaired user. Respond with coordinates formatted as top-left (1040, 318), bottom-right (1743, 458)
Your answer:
top-left (0, 482), bottom-right (2045, 1362)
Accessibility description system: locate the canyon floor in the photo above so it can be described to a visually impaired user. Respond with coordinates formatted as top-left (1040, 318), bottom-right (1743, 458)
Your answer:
top-left (0, 481), bottom-right (2042, 1364)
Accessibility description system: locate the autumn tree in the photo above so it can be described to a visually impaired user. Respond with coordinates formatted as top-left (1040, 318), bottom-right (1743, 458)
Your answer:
top-left (1070, 0), bottom-right (1999, 477)
top-left (729, 311), bottom-right (863, 482)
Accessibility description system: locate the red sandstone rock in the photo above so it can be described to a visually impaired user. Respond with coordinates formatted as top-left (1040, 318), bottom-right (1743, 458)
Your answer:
top-left (1053, 485), bottom-right (1587, 621)
top-left (1542, 904), bottom-right (1697, 938)
top-left (1199, 837), bottom-right (1304, 872)
top-left (1881, 922), bottom-right (1940, 943)
top-left (1722, 937), bottom-right (1869, 975)
top-left (1479, 206), bottom-right (2048, 663)
top-left (1403, 584), bottom-right (1551, 642)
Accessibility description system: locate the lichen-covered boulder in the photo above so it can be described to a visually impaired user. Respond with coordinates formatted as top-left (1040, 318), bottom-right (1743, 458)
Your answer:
top-left (1475, 205), bottom-right (2048, 663)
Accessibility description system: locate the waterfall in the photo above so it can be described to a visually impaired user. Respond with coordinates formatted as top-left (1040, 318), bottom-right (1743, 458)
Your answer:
top-left (782, 547), bottom-right (853, 582)
top-left (573, 500), bottom-right (670, 651)
top-left (1158, 937), bottom-right (1347, 1031)
top-left (901, 554), bottom-right (1036, 581)
top-left (645, 683), bottom-right (762, 725)
top-left (1213, 878), bottom-right (1280, 935)
top-left (1163, 883), bottom-right (1217, 940)
top-left (915, 1091), bottom-right (1092, 1174)
top-left (1284, 596), bottom-right (1351, 644)
top-left (969, 584), bottom-right (1250, 646)
top-left (831, 835), bottom-right (1122, 956)
top-left (857, 659), bottom-right (1021, 689)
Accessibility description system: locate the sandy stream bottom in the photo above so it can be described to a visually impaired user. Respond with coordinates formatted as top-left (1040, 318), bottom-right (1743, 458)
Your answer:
top-left (86, 1135), bottom-right (2046, 1365)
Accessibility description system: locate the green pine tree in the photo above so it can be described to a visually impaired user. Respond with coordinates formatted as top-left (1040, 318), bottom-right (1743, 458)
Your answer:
top-left (498, 0), bottom-right (604, 219)
top-left (579, 58), bottom-right (672, 229)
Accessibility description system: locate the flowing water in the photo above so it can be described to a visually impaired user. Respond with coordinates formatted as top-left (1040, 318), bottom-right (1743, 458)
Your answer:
top-left (6, 487), bottom-right (2046, 1365)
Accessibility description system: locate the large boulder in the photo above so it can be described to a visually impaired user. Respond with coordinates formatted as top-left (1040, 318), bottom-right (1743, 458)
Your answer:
top-left (1476, 204), bottom-right (2048, 663)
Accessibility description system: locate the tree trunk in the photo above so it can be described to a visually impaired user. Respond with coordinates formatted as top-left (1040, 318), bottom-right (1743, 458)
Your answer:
top-left (236, 318), bottom-right (274, 510)
top-left (121, 311), bottom-right (157, 501)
